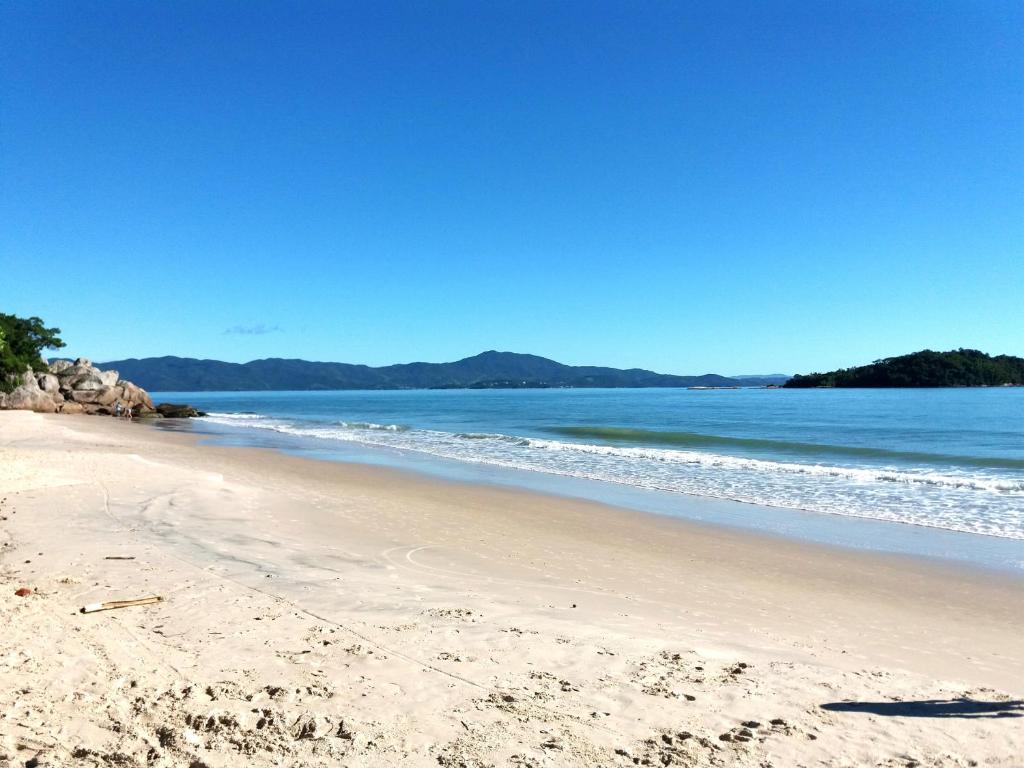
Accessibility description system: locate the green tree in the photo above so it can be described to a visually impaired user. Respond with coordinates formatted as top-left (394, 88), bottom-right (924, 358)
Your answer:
top-left (0, 313), bottom-right (66, 390)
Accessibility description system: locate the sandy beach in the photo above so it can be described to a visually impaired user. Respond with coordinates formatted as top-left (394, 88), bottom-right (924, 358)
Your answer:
top-left (1, 410), bottom-right (1021, 767)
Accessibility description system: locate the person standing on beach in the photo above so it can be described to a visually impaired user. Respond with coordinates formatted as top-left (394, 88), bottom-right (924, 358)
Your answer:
top-left (114, 402), bottom-right (122, 418)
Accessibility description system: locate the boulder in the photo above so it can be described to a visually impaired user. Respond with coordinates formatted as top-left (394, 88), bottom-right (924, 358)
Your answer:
top-left (63, 373), bottom-right (105, 391)
top-left (95, 386), bottom-right (124, 406)
top-left (68, 390), bottom-right (102, 404)
top-left (155, 403), bottom-right (206, 418)
top-left (97, 370), bottom-right (119, 387)
top-left (37, 373), bottom-right (60, 393)
top-left (49, 359), bottom-right (73, 374)
top-left (60, 401), bottom-right (86, 415)
top-left (74, 357), bottom-right (92, 368)
top-left (120, 381), bottom-right (154, 412)
top-left (6, 382), bottom-right (61, 413)
top-left (57, 364), bottom-right (95, 380)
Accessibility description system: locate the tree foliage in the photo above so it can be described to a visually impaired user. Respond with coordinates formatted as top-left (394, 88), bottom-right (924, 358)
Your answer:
top-left (784, 349), bottom-right (1024, 388)
top-left (0, 313), bottom-right (65, 388)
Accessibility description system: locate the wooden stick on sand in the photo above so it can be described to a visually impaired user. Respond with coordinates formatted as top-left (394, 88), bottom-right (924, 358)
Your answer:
top-left (80, 596), bottom-right (163, 614)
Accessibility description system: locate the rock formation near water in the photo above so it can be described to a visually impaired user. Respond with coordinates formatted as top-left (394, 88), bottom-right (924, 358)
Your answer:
top-left (0, 357), bottom-right (155, 415)
top-left (154, 403), bottom-right (204, 418)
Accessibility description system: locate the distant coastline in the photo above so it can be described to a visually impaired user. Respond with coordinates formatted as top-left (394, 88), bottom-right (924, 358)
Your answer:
top-left (96, 350), bottom-right (789, 392)
top-left (87, 348), bottom-right (1024, 393)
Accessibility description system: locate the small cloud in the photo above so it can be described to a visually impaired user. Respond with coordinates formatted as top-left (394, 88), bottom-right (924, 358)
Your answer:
top-left (223, 324), bottom-right (283, 336)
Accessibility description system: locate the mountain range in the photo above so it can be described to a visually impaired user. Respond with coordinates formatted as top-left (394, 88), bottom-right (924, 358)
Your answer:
top-left (95, 351), bottom-right (789, 392)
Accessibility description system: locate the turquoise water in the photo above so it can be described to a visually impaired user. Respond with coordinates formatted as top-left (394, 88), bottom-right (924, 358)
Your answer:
top-left (151, 387), bottom-right (1024, 570)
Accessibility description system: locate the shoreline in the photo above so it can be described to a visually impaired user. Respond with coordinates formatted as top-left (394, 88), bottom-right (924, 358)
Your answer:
top-left (2, 411), bottom-right (1022, 766)
top-left (77, 411), bottom-right (1024, 585)
top-left (166, 414), bottom-right (1024, 576)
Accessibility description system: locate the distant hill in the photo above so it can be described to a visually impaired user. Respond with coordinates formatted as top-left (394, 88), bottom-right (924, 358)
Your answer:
top-left (784, 349), bottom-right (1024, 388)
top-left (95, 351), bottom-right (770, 392)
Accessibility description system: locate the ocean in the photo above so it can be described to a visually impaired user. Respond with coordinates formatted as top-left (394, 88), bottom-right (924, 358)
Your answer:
top-left (150, 387), bottom-right (1024, 572)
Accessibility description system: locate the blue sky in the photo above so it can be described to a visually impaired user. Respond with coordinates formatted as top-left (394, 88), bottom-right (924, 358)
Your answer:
top-left (1, 1), bottom-right (1021, 375)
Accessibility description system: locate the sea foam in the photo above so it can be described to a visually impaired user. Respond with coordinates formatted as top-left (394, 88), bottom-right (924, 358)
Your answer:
top-left (197, 414), bottom-right (1024, 540)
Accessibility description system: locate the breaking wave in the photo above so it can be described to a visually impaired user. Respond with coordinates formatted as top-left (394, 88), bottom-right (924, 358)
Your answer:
top-left (197, 413), bottom-right (1024, 540)
top-left (548, 426), bottom-right (1024, 470)
top-left (338, 421), bottom-right (409, 432)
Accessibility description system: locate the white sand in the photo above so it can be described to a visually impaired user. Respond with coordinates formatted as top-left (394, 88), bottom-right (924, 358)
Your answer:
top-left (1, 410), bottom-right (1021, 767)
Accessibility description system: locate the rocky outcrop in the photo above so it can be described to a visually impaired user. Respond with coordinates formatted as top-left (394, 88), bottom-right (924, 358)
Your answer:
top-left (1, 357), bottom-right (158, 416)
top-left (154, 403), bottom-right (207, 418)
